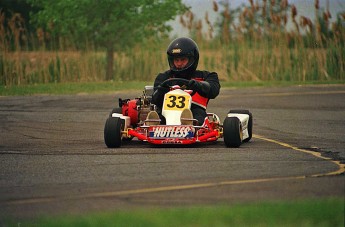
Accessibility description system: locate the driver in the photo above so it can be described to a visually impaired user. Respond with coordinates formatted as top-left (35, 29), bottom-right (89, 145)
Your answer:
top-left (151, 37), bottom-right (220, 125)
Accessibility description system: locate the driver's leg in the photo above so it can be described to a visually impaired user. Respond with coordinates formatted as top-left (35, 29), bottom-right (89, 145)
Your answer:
top-left (191, 105), bottom-right (207, 126)
top-left (156, 107), bottom-right (166, 125)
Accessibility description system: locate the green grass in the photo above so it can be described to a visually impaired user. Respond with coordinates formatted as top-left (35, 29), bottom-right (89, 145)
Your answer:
top-left (0, 81), bottom-right (150, 96)
top-left (6, 198), bottom-right (344, 227)
top-left (1, 80), bottom-right (344, 96)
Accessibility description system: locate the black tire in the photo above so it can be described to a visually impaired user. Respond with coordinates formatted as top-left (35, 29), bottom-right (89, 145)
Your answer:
top-left (223, 117), bottom-right (243, 148)
top-left (229, 109), bottom-right (253, 142)
top-left (104, 117), bottom-right (122, 148)
top-left (108, 108), bottom-right (133, 141)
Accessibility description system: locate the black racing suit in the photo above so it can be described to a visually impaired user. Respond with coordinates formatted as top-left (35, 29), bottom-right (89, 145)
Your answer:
top-left (152, 70), bottom-right (220, 125)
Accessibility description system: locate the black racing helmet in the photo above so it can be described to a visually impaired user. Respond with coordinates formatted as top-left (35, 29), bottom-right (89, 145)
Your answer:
top-left (167, 37), bottom-right (199, 77)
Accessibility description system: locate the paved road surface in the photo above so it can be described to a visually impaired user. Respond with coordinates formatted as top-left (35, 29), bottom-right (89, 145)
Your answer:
top-left (0, 84), bottom-right (344, 219)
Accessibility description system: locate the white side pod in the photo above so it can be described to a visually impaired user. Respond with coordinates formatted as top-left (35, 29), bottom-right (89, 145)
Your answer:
top-left (227, 113), bottom-right (250, 140)
top-left (111, 113), bottom-right (131, 130)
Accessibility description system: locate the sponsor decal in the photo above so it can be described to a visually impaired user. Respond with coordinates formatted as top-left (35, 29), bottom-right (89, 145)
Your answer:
top-left (172, 48), bottom-right (182, 53)
top-left (162, 140), bottom-right (183, 144)
top-left (149, 126), bottom-right (194, 138)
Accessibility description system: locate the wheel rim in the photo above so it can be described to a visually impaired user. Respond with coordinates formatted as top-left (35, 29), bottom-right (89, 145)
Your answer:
top-left (239, 122), bottom-right (243, 141)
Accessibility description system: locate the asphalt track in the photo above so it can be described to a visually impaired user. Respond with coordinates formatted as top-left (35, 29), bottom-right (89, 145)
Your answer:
top-left (0, 84), bottom-right (344, 220)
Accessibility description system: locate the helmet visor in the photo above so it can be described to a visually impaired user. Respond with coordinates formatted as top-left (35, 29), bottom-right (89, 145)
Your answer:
top-left (168, 55), bottom-right (195, 72)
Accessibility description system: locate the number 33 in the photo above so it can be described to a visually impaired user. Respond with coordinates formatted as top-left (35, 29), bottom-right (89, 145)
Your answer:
top-left (166, 95), bottom-right (186, 108)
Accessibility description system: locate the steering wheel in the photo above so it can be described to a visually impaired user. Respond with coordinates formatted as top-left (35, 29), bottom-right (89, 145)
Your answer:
top-left (159, 78), bottom-right (190, 89)
top-left (158, 78), bottom-right (197, 96)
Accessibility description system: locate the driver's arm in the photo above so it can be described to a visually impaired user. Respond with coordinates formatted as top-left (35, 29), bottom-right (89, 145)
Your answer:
top-left (203, 72), bottom-right (220, 99)
top-left (188, 71), bottom-right (220, 99)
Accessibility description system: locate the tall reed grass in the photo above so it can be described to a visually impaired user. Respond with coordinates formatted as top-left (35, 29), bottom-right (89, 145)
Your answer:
top-left (0, 0), bottom-right (344, 86)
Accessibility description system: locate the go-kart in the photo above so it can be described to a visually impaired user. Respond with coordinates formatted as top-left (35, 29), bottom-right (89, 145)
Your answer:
top-left (104, 78), bottom-right (252, 148)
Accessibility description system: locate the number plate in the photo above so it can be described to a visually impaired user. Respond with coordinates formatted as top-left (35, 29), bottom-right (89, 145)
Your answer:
top-left (163, 94), bottom-right (190, 111)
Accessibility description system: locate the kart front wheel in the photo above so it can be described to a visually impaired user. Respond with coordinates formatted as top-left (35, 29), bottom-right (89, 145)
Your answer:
top-left (108, 107), bottom-right (133, 141)
top-left (223, 117), bottom-right (243, 148)
top-left (104, 117), bottom-right (122, 148)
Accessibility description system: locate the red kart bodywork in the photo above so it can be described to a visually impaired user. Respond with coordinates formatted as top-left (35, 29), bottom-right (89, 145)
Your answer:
top-left (126, 116), bottom-right (222, 145)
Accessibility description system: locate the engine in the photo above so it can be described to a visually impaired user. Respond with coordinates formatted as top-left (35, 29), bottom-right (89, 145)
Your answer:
top-left (119, 86), bottom-right (156, 126)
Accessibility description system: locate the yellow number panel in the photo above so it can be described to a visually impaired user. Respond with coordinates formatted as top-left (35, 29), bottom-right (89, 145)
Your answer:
top-left (163, 94), bottom-right (190, 111)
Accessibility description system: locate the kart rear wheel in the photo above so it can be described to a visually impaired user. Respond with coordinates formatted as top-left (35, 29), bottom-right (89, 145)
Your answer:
top-left (223, 117), bottom-right (243, 148)
top-left (229, 109), bottom-right (252, 142)
top-left (104, 117), bottom-right (122, 148)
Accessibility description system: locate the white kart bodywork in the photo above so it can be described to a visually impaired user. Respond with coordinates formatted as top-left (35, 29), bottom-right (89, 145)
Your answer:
top-left (162, 89), bottom-right (192, 125)
top-left (227, 113), bottom-right (250, 141)
top-left (111, 113), bottom-right (131, 129)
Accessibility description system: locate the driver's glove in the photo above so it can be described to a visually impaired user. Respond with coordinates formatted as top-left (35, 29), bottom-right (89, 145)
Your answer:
top-left (187, 79), bottom-right (202, 92)
top-left (187, 79), bottom-right (211, 97)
